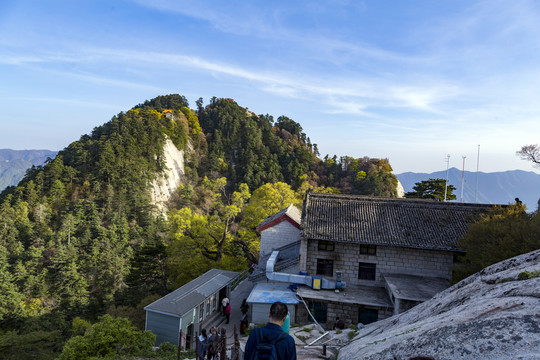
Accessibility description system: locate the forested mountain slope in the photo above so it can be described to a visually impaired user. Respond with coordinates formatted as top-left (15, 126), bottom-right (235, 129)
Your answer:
top-left (0, 94), bottom-right (398, 359)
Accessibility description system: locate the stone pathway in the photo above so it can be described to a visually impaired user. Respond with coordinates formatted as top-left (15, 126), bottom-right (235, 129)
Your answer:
top-left (208, 278), bottom-right (254, 343)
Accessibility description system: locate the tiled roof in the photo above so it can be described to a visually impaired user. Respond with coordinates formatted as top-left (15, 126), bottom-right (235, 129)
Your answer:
top-left (144, 268), bottom-right (238, 317)
top-left (302, 193), bottom-right (495, 252)
top-left (256, 204), bottom-right (301, 231)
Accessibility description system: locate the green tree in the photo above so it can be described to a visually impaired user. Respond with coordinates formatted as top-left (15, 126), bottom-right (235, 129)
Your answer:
top-left (238, 182), bottom-right (300, 262)
top-left (58, 315), bottom-right (155, 360)
top-left (0, 245), bottom-right (23, 320)
top-left (167, 178), bottom-right (250, 286)
top-left (405, 178), bottom-right (456, 201)
top-left (454, 204), bottom-right (540, 282)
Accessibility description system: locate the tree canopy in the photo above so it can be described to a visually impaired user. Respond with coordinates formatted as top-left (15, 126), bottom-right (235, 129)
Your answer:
top-left (405, 178), bottom-right (456, 201)
top-left (454, 203), bottom-right (540, 282)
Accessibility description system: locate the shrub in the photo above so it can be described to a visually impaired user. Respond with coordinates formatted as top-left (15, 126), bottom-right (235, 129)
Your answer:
top-left (58, 315), bottom-right (156, 360)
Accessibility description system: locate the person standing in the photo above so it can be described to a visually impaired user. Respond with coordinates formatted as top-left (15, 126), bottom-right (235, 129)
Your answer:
top-left (240, 298), bottom-right (249, 316)
top-left (281, 312), bottom-right (290, 334)
top-left (206, 327), bottom-right (218, 360)
top-left (243, 301), bottom-right (296, 360)
top-left (225, 303), bottom-right (231, 324)
top-left (222, 296), bottom-right (229, 316)
top-left (197, 329), bottom-right (209, 360)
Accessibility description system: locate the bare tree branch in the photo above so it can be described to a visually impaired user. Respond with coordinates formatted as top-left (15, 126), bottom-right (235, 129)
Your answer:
top-left (516, 144), bottom-right (540, 168)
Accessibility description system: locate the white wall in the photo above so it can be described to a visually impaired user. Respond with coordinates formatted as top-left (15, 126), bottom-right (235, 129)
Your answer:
top-left (259, 221), bottom-right (301, 258)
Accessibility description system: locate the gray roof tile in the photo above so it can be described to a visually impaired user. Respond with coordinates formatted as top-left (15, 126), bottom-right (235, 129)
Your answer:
top-left (302, 193), bottom-right (495, 252)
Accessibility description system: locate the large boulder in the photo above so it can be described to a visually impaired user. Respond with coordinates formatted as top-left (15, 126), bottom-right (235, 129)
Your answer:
top-left (338, 250), bottom-right (540, 360)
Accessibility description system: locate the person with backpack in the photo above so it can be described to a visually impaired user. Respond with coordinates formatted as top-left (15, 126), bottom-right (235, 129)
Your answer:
top-left (243, 301), bottom-right (296, 360)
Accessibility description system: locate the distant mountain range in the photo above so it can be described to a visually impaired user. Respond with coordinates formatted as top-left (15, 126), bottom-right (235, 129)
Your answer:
top-left (0, 149), bottom-right (57, 191)
top-left (396, 168), bottom-right (540, 212)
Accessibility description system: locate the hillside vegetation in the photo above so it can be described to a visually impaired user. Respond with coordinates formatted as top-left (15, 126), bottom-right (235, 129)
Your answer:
top-left (0, 94), bottom-right (398, 359)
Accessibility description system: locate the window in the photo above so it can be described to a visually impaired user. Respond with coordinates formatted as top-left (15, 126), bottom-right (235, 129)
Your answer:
top-left (358, 262), bottom-right (376, 280)
top-left (199, 303), bottom-right (204, 321)
top-left (308, 301), bottom-right (328, 323)
top-left (212, 295), bottom-right (217, 311)
top-left (358, 307), bottom-right (378, 325)
top-left (360, 244), bottom-right (376, 255)
top-left (316, 259), bottom-right (334, 277)
top-left (318, 240), bottom-right (335, 251)
top-left (206, 299), bottom-right (210, 316)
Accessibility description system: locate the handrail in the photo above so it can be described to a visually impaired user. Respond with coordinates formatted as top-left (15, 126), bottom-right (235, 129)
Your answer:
top-left (230, 268), bottom-right (250, 291)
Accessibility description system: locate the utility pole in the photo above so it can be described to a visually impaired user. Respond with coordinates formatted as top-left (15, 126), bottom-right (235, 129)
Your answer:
top-left (444, 154), bottom-right (450, 202)
top-left (475, 145), bottom-right (480, 203)
top-left (461, 156), bottom-right (466, 203)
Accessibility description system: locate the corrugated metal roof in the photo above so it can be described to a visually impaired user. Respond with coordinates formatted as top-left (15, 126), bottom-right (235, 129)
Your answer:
top-left (246, 283), bottom-right (299, 304)
top-left (302, 193), bottom-right (495, 252)
top-left (144, 269), bottom-right (238, 317)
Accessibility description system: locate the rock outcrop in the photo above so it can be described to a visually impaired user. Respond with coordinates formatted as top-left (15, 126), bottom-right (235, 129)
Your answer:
top-left (338, 250), bottom-right (540, 360)
top-left (396, 180), bottom-right (405, 198)
top-left (150, 138), bottom-right (185, 213)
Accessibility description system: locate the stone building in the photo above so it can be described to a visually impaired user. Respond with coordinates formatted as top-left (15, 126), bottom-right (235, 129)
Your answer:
top-left (249, 192), bottom-right (494, 329)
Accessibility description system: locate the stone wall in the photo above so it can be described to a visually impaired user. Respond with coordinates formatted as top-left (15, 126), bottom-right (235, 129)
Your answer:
top-left (294, 300), bottom-right (393, 329)
top-left (303, 239), bottom-right (454, 286)
top-left (259, 221), bottom-right (301, 258)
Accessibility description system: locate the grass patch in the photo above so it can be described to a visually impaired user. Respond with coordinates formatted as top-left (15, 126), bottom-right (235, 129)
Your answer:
top-left (518, 270), bottom-right (540, 280)
top-left (347, 330), bottom-right (358, 340)
top-left (296, 335), bottom-right (309, 343)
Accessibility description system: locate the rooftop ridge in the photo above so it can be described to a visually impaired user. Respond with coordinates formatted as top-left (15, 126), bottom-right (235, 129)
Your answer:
top-left (307, 192), bottom-right (499, 210)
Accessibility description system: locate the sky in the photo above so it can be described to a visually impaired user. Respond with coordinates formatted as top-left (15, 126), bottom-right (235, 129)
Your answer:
top-left (1, 0), bottom-right (539, 174)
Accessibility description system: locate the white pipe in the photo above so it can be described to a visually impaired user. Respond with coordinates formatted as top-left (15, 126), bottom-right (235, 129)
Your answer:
top-left (304, 332), bottom-right (330, 348)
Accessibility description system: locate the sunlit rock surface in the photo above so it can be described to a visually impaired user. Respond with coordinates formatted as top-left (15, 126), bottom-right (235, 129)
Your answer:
top-left (338, 250), bottom-right (540, 360)
top-left (150, 139), bottom-right (185, 213)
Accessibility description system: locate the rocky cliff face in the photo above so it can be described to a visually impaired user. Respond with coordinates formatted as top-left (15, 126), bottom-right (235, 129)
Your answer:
top-left (338, 250), bottom-right (540, 360)
top-left (150, 139), bottom-right (185, 213)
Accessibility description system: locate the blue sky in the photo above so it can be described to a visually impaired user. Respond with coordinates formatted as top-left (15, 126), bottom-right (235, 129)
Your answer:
top-left (1, 0), bottom-right (539, 174)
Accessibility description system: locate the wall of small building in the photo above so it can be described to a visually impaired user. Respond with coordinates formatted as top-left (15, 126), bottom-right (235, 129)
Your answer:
top-left (259, 221), bottom-right (301, 258)
top-left (249, 303), bottom-right (296, 325)
top-left (294, 299), bottom-right (393, 329)
top-left (146, 311), bottom-right (181, 346)
top-left (302, 239), bottom-right (454, 286)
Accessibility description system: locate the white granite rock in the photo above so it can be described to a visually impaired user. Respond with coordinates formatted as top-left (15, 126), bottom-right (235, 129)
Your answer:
top-left (338, 250), bottom-right (540, 360)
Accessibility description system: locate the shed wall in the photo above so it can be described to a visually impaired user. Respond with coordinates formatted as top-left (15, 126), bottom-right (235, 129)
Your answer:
top-left (146, 311), bottom-right (180, 346)
top-left (250, 303), bottom-right (296, 325)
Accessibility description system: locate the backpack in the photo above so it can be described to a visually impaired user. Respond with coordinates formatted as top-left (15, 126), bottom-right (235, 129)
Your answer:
top-left (250, 328), bottom-right (287, 360)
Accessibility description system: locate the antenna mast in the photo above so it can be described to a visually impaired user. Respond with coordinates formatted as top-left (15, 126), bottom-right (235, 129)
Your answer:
top-left (444, 154), bottom-right (450, 202)
top-left (475, 145), bottom-right (480, 203)
top-left (460, 156), bottom-right (466, 203)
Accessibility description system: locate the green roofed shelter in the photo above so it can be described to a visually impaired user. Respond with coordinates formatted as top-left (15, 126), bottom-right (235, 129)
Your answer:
top-left (144, 268), bottom-right (238, 348)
